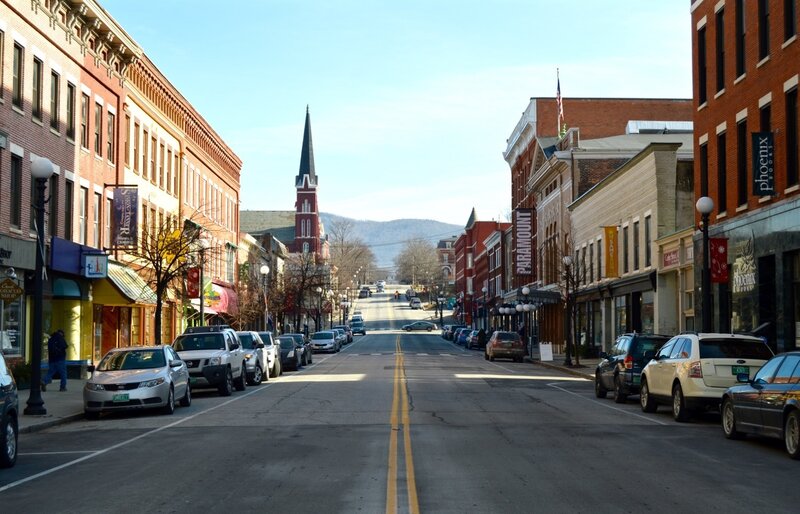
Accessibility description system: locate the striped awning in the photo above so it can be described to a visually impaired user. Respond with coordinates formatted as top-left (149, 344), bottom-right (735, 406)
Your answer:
top-left (105, 261), bottom-right (157, 305)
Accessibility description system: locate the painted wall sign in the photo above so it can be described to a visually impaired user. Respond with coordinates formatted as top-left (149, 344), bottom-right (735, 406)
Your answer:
top-left (514, 209), bottom-right (533, 275)
top-left (662, 248), bottom-right (680, 268)
top-left (752, 132), bottom-right (775, 196)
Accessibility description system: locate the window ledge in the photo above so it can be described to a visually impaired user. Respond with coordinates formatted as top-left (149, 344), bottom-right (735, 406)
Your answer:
top-left (32, 117), bottom-right (44, 127)
top-left (757, 55), bottom-right (770, 68)
top-left (782, 35), bottom-right (797, 50)
top-left (697, 101), bottom-right (708, 111)
top-left (735, 204), bottom-right (748, 213)
top-left (785, 184), bottom-right (800, 194)
top-left (50, 127), bottom-right (61, 137)
top-left (715, 211), bottom-right (727, 220)
top-left (758, 195), bottom-right (773, 203)
top-left (11, 105), bottom-right (24, 116)
top-left (734, 74), bottom-right (746, 85)
top-left (714, 88), bottom-right (726, 100)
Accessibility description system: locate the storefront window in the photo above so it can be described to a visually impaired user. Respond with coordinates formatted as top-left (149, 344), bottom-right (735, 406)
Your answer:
top-left (592, 300), bottom-right (602, 348)
top-left (131, 307), bottom-right (141, 345)
top-left (792, 252), bottom-right (800, 349)
top-left (641, 290), bottom-right (655, 333)
top-left (0, 296), bottom-right (24, 356)
top-left (615, 295), bottom-right (627, 337)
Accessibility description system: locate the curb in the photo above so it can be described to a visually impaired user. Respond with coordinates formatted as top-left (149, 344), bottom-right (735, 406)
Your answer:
top-left (527, 358), bottom-right (594, 380)
top-left (19, 413), bottom-right (85, 435)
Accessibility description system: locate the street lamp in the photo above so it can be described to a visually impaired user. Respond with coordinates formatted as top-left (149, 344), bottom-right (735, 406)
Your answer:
top-left (437, 295), bottom-right (445, 327)
top-left (316, 286), bottom-right (323, 331)
top-left (260, 264), bottom-right (270, 332)
top-left (197, 238), bottom-right (210, 324)
top-left (25, 157), bottom-right (54, 415)
top-left (696, 196), bottom-right (714, 333)
top-left (562, 255), bottom-right (574, 367)
top-left (327, 289), bottom-right (334, 328)
top-left (481, 286), bottom-right (488, 331)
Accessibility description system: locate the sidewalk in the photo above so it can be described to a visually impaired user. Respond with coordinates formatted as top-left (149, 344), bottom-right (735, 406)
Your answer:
top-left (17, 379), bottom-right (87, 434)
top-left (528, 353), bottom-right (598, 380)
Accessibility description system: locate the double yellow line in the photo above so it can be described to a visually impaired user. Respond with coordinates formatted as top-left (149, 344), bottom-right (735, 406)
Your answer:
top-left (386, 335), bottom-right (419, 514)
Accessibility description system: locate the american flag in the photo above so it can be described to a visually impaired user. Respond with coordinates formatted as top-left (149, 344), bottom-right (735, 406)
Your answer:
top-left (557, 69), bottom-right (565, 135)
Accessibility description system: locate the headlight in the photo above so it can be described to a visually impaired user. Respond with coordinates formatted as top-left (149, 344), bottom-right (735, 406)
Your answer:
top-left (244, 353), bottom-right (254, 361)
top-left (86, 382), bottom-right (105, 391)
top-left (207, 357), bottom-right (221, 366)
top-left (288, 350), bottom-right (294, 357)
top-left (139, 378), bottom-right (166, 388)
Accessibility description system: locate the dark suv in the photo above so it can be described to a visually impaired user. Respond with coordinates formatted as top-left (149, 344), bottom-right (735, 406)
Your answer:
top-left (0, 352), bottom-right (19, 468)
top-left (595, 333), bottom-right (670, 403)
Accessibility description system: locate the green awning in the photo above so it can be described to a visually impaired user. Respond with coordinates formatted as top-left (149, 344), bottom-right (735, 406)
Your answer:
top-left (106, 262), bottom-right (158, 305)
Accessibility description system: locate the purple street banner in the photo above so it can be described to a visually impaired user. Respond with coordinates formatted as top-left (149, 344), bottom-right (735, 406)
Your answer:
top-left (112, 187), bottom-right (138, 248)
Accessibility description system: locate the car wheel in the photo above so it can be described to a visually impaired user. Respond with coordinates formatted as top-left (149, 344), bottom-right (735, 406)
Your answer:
top-left (721, 398), bottom-right (743, 440)
top-left (489, 353), bottom-right (495, 362)
top-left (640, 377), bottom-right (657, 413)
top-left (219, 368), bottom-right (234, 396)
top-left (180, 383), bottom-right (192, 407)
top-left (276, 360), bottom-right (282, 376)
top-left (234, 366), bottom-right (247, 391)
top-left (84, 410), bottom-right (101, 420)
top-left (0, 413), bottom-right (18, 468)
top-left (427, 327), bottom-right (432, 332)
top-left (785, 410), bottom-right (800, 459)
top-left (613, 376), bottom-right (628, 404)
top-left (672, 383), bottom-right (689, 422)
top-left (484, 352), bottom-right (489, 360)
top-left (405, 328), bottom-right (411, 331)
top-left (250, 365), bottom-right (263, 385)
top-left (594, 374), bottom-right (608, 399)
top-left (162, 386), bottom-right (175, 415)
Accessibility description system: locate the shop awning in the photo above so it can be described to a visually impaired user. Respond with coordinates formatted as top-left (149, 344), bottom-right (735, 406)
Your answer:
top-left (102, 261), bottom-right (158, 305)
top-left (188, 283), bottom-right (237, 316)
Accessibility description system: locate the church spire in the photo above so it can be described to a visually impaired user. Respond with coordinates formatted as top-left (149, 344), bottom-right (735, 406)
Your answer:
top-left (295, 106), bottom-right (317, 188)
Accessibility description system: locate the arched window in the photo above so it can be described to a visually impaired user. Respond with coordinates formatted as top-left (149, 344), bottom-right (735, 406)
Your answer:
top-left (303, 242), bottom-right (310, 253)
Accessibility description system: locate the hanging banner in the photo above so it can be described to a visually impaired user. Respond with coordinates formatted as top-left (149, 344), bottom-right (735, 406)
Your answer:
top-left (514, 209), bottom-right (533, 275)
top-left (603, 226), bottom-right (619, 278)
top-left (709, 238), bottom-right (729, 283)
top-left (186, 267), bottom-right (200, 298)
top-left (112, 187), bottom-right (138, 248)
top-left (751, 132), bottom-right (775, 196)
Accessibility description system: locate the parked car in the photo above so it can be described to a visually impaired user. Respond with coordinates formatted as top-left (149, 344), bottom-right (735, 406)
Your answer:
top-left (84, 345), bottom-right (191, 419)
top-left (721, 351), bottom-right (800, 458)
top-left (595, 333), bottom-right (671, 403)
top-left (640, 333), bottom-right (774, 421)
top-left (173, 325), bottom-right (246, 396)
top-left (351, 319), bottom-right (366, 336)
top-left (484, 331), bottom-right (525, 362)
top-left (236, 331), bottom-right (268, 385)
top-left (0, 351), bottom-right (19, 468)
top-left (332, 325), bottom-right (353, 343)
top-left (402, 321), bottom-right (437, 332)
top-left (454, 328), bottom-right (472, 346)
top-left (285, 333), bottom-right (313, 365)
top-left (257, 331), bottom-right (282, 378)
top-left (332, 328), bottom-right (347, 348)
top-left (409, 298), bottom-right (422, 310)
top-left (311, 331), bottom-right (340, 353)
top-left (446, 325), bottom-right (466, 340)
top-left (465, 330), bottom-right (481, 350)
top-left (277, 336), bottom-right (303, 370)
top-left (358, 289), bottom-right (369, 298)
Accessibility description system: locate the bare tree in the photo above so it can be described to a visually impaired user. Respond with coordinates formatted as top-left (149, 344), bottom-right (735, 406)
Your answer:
top-left (229, 246), bottom-right (265, 331)
top-left (394, 238), bottom-right (439, 287)
top-left (283, 252), bottom-right (331, 332)
top-left (559, 221), bottom-right (586, 367)
top-left (328, 218), bottom-right (376, 288)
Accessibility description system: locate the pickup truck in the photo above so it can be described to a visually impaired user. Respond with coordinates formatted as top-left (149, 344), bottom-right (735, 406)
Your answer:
top-left (172, 326), bottom-right (247, 396)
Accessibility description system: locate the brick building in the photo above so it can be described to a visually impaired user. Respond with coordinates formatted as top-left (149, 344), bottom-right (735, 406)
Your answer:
top-left (691, 0), bottom-right (800, 350)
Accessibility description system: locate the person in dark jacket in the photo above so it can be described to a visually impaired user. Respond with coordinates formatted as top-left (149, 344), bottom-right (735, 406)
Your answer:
top-left (477, 328), bottom-right (487, 349)
top-left (42, 329), bottom-right (68, 392)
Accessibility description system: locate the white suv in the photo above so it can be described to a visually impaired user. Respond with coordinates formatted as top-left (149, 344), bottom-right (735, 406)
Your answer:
top-left (640, 332), bottom-right (773, 421)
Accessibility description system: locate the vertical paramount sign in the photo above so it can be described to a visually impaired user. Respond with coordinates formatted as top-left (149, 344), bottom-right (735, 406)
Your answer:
top-left (514, 209), bottom-right (533, 275)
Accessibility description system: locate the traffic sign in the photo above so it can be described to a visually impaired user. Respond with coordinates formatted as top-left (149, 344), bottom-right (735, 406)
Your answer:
top-left (0, 278), bottom-right (24, 302)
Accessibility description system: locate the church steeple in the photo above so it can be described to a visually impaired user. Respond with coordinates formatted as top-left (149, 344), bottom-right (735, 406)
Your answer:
top-left (295, 105), bottom-right (317, 189)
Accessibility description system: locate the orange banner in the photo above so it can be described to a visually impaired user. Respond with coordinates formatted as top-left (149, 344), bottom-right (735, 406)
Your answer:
top-left (604, 226), bottom-right (619, 278)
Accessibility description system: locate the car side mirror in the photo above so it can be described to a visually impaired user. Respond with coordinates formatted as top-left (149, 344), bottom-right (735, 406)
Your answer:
top-left (256, 343), bottom-right (265, 349)
top-left (599, 351), bottom-right (608, 360)
top-left (230, 342), bottom-right (240, 350)
top-left (87, 364), bottom-right (96, 372)
top-left (169, 359), bottom-right (182, 368)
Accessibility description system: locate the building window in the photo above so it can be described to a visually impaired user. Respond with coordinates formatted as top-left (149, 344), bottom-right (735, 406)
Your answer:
top-left (150, 136), bottom-right (157, 183)
top-left (786, 0), bottom-right (797, 41)
top-left (623, 225), bottom-right (629, 274)
top-left (12, 43), bottom-right (23, 108)
top-left (716, 8), bottom-right (725, 93)
top-left (80, 93), bottom-right (89, 148)
top-left (32, 58), bottom-right (43, 120)
top-left (107, 112), bottom-right (115, 162)
top-left (64, 180), bottom-right (73, 240)
top-left (303, 242), bottom-right (309, 254)
top-left (737, 119), bottom-right (749, 205)
top-left (644, 216), bottom-right (652, 268)
top-left (30, 176), bottom-right (37, 231)
top-left (735, 0), bottom-right (746, 77)
top-left (79, 186), bottom-right (88, 245)
top-left (105, 197), bottom-right (112, 248)
top-left (166, 149), bottom-right (172, 194)
top-left (93, 192), bottom-right (101, 247)
top-left (633, 221), bottom-right (640, 271)
top-left (50, 71), bottom-right (60, 130)
top-left (49, 175), bottom-right (59, 238)
top-left (717, 132), bottom-right (727, 213)
top-left (597, 238), bottom-right (603, 280)
top-left (124, 115), bottom-right (131, 166)
top-left (0, 31), bottom-right (4, 100)
top-left (159, 143), bottom-right (165, 188)
top-left (788, 89), bottom-right (799, 187)
top-left (589, 243), bottom-right (594, 283)
top-left (94, 102), bottom-right (102, 155)
top-left (698, 26), bottom-right (708, 104)
top-left (142, 130), bottom-right (149, 179)
top-left (10, 155), bottom-right (22, 228)
top-left (173, 154), bottom-right (179, 194)
top-left (759, 0), bottom-right (770, 60)
top-left (700, 142), bottom-right (709, 197)
top-left (66, 83), bottom-right (76, 140)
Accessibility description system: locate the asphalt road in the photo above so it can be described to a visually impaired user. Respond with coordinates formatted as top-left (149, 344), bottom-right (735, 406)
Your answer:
top-left (1, 289), bottom-right (797, 513)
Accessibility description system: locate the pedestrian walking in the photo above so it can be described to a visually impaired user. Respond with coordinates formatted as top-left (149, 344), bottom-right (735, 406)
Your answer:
top-left (43, 329), bottom-right (68, 392)
top-left (477, 328), bottom-right (487, 349)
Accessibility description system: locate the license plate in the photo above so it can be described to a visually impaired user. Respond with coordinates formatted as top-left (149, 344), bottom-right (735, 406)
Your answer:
top-left (189, 377), bottom-right (198, 384)
top-left (632, 375), bottom-right (641, 385)
top-left (732, 366), bottom-right (749, 375)
top-left (112, 393), bottom-right (129, 403)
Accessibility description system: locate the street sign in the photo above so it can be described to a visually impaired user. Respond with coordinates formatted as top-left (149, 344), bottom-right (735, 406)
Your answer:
top-left (0, 278), bottom-right (23, 302)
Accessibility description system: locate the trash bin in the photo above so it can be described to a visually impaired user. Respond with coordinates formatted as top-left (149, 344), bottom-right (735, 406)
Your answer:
top-left (66, 359), bottom-right (91, 379)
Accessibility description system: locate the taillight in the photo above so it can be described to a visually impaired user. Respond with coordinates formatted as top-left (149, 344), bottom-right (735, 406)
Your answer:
top-left (689, 361), bottom-right (703, 378)
top-left (624, 355), bottom-right (634, 369)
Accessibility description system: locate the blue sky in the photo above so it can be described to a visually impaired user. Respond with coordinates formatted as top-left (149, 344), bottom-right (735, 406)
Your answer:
top-left (102, 0), bottom-right (692, 226)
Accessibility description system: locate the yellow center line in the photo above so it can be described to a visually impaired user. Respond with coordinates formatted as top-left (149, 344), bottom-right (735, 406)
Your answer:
top-left (400, 349), bottom-right (420, 514)
top-left (386, 337), bottom-right (400, 514)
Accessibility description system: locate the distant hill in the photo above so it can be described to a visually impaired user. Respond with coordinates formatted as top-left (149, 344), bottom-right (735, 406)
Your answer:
top-left (319, 213), bottom-right (462, 273)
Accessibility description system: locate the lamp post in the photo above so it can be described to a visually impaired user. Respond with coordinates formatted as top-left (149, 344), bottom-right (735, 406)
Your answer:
top-left (481, 286), bottom-right (488, 331)
top-left (197, 238), bottom-right (209, 324)
top-left (562, 255), bottom-right (574, 367)
top-left (520, 286), bottom-right (531, 349)
top-left (327, 289), bottom-right (334, 328)
top-left (315, 286), bottom-right (323, 331)
top-left (438, 295), bottom-right (445, 327)
top-left (259, 264), bottom-right (270, 332)
top-left (25, 157), bottom-right (54, 415)
top-left (696, 196), bottom-right (715, 333)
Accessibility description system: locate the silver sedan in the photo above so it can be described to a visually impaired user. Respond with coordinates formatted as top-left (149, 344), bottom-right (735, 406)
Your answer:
top-left (84, 345), bottom-right (191, 419)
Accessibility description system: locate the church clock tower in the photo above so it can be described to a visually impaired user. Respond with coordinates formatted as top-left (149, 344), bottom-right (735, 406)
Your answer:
top-left (293, 106), bottom-right (321, 256)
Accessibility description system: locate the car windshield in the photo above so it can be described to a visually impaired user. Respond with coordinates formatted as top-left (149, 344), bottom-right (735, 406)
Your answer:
top-left (256, 333), bottom-right (273, 346)
top-left (631, 338), bottom-right (667, 358)
top-left (494, 332), bottom-right (519, 341)
top-left (278, 338), bottom-right (296, 349)
top-left (98, 349), bottom-right (166, 371)
top-left (312, 332), bottom-right (334, 340)
top-left (173, 334), bottom-right (225, 351)
top-left (237, 333), bottom-right (257, 350)
top-left (699, 338), bottom-right (773, 359)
